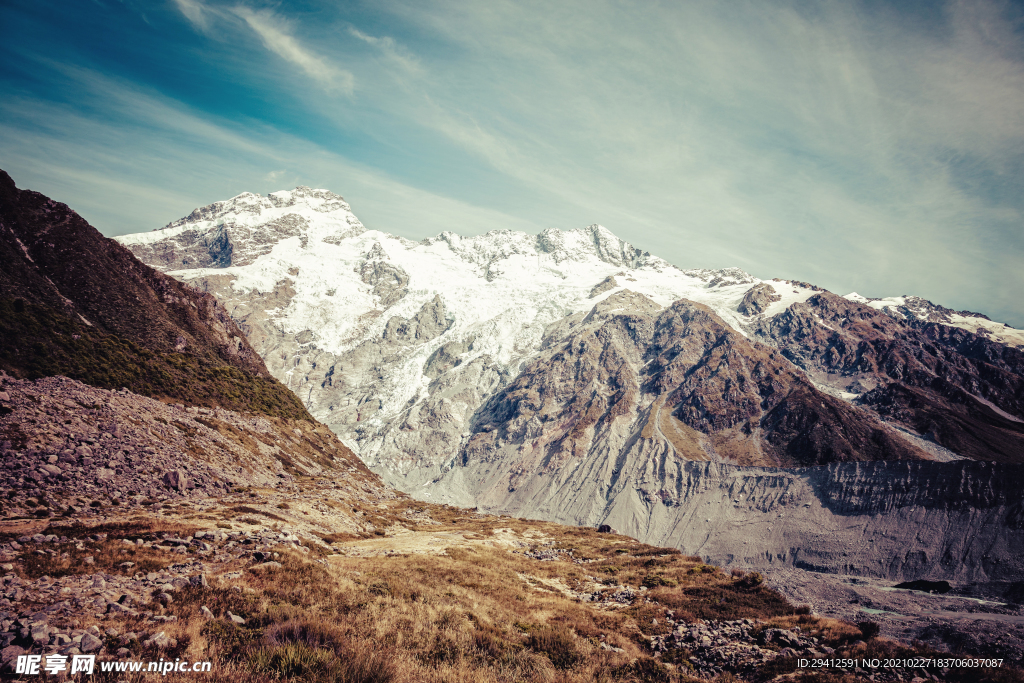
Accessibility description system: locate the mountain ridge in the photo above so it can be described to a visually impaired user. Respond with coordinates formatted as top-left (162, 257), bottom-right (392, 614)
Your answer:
top-left (115, 186), bottom-right (1024, 477)
top-left (0, 170), bottom-right (310, 419)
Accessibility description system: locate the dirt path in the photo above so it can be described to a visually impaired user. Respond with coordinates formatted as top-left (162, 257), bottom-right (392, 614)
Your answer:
top-left (328, 526), bottom-right (547, 558)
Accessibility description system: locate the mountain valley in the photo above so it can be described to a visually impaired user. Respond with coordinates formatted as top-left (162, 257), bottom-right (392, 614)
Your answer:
top-left (114, 185), bottom-right (1024, 590)
top-left (1, 169), bottom-right (1022, 680)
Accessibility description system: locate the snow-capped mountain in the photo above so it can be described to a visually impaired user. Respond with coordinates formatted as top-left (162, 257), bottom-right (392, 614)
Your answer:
top-left (116, 188), bottom-right (1024, 506)
top-left (116, 189), bottom-right (824, 479)
top-left (844, 292), bottom-right (1024, 348)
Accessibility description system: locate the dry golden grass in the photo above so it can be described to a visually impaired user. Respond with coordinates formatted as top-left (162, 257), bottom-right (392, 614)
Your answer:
top-left (11, 518), bottom-right (201, 579)
top-left (32, 501), bottom-right (1022, 683)
top-left (122, 500), bottom-right (823, 683)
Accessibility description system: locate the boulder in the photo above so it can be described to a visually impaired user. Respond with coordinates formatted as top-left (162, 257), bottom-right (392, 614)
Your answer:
top-left (162, 469), bottom-right (190, 491)
top-left (144, 631), bottom-right (170, 649)
top-left (30, 623), bottom-right (50, 647)
top-left (79, 632), bottom-right (103, 653)
top-left (0, 645), bottom-right (25, 668)
top-left (251, 561), bottom-right (283, 570)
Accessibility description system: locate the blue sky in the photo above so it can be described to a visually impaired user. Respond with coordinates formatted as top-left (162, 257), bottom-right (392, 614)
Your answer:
top-left (2, 0), bottom-right (1023, 326)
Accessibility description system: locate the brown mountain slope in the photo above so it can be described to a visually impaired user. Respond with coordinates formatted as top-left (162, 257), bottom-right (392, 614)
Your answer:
top-left (465, 292), bottom-right (927, 479)
top-left (0, 169), bottom-right (309, 420)
top-left (755, 293), bottom-right (1024, 462)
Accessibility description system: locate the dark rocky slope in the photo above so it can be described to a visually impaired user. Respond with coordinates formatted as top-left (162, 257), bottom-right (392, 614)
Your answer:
top-left (464, 292), bottom-right (927, 478)
top-left (755, 293), bottom-right (1024, 462)
top-left (0, 170), bottom-right (309, 419)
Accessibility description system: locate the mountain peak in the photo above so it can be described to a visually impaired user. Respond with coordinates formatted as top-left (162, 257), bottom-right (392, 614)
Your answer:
top-left (119, 185), bottom-right (365, 270)
top-left (161, 186), bottom-right (356, 234)
top-left (844, 292), bottom-right (1023, 347)
top-left (536, 224), bottom-right (649, 267)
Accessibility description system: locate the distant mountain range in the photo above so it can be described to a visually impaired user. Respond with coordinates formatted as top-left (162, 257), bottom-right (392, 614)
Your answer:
top-left (114, 186), bottom-right (1024, 515)
top-left (3, 169), bottom-right (1022, 601)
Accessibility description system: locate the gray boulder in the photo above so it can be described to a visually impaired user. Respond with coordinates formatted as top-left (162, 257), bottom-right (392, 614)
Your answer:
top-left (162, 469), bottom-right (190, 491)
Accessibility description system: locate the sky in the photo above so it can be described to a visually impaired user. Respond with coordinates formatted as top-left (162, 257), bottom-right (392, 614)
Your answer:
top-left (1, 0), bottom-right (1023, 327)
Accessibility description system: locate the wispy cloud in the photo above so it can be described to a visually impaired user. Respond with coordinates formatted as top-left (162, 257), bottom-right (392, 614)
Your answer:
top-left (232, 6), bottom-right (354, 93)
top-left (0, 59), bottom-right (539, 239)
top-left (2, 0), bottom-right (1024, 326)
top-left (348, 27), bottom-right (422, 74)
top-left (172, 0), bottom-right (210, 32)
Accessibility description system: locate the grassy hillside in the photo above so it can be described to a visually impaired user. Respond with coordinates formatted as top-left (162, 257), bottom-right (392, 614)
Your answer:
top-left (0, 298), bottom-right (310, 420)
top-left (0, 169), bottom-right (311, 421)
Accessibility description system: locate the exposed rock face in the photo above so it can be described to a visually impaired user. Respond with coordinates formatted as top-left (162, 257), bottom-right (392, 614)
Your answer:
top-left (737, 283), bottom-right (781, 316)
top-left (383, 295), bottom-right (452, 344)
top-left (143, 224), bottom-right (233, 270)
top-left (359, 242), bottom-right (409, 308)
top-left (756, 293), bottom-right (1024, 462)
top-left (463, 292), bottom-right (926, 488)
top-left (588, 275), bottom-right (618, 298)
top-left (121, 187), bottom-right (365, 270)
top-left (666, 459), bottom-right (1024, 583)
top-left (449, 455), bottom-right (1024, 585)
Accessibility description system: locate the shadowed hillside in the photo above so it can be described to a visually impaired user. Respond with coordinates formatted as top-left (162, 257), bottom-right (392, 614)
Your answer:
top-left (0, 170), bottom-right (309, 420)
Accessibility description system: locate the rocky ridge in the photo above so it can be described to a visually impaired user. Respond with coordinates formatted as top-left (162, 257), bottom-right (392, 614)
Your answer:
top-left (755, 293), bottom-right (1024, 462)
top-left (461, 293), bottom-right (927, 479)
top-left (846, 292), bottom-right (1024, 349)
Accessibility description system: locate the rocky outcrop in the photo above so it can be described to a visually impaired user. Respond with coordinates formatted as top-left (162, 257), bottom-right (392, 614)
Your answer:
top-left (138, 224), bottom-right (233, 270)
top-left (359, 243), bottom-right (409, 308)
top-left (588, 275), bottom-right (619, 298)
top-left (737, 283), bottom-right (781, 316)
top-left (755, 293), bottom-right (1024, 462)
top-left (682, 267), bottom-right (758, 288)
top-left (383, 295), bottom-right (452, 344)
top-left (650, 620), bottom-right (833, 679)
